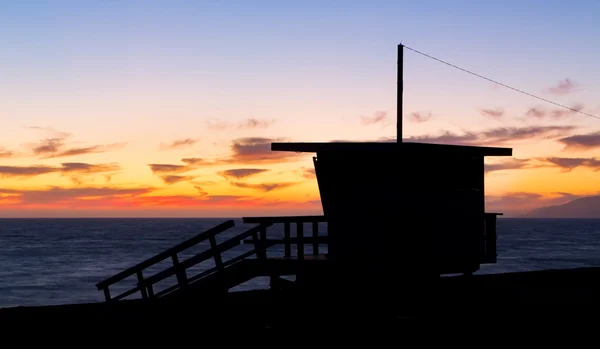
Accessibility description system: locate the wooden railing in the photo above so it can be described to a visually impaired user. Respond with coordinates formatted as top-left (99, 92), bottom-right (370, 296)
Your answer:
top-left (142, 223), bottom-right (273, 298)
top-left (241, 215), bottom-right (328, 259)
top-left (95, 220), bottom-right (273, 302)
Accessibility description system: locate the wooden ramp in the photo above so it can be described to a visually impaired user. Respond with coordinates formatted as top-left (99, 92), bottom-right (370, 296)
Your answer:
top-left (95, 216), bottom-right (329, 302)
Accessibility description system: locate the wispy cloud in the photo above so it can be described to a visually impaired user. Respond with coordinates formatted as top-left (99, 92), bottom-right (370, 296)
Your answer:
top-left (300, 167), bottom-right (316, 179)
top-left (159, 138), bottom-right (198, 151)
top-left (525, 103), bottom-right (584, 120)
top-left (0, 165), bottom-right (58, 177)
top-left (228, 137), bottom-right (307, 164)
top-left (409, 112), bottom-right (433, 123)
top-left (360, 111), bottom-right (388, 126)
top-left (28, 126), bottom-right (72, 139)
top-left (403, 125), bottom-right (576, 147)
top-left (545, 78), bottom-right (580, 96)
top-left (147, 158), bottom-right (214, 176)
top-left (160, 175), bottom-right (196, 184)
top-left (0, 186), bottom-right (153, 205)
top-left (218, 168), bottom-right (269, 181)
top-left (147, 137), bottom-right (308, 180)
top-left (0, 185), bottom-right (270, 211)
top-left (558, 131), bottom-right (600, 151)
top-left (60, 163), bottom-right (121, 174)
top-left (479, 108), bottom-right (504, 120)
top-left (216, 167), bottom-right (297, 192)
top-left (25, 127), bottom-right (126, 159)
top-left (206, 118), bottom-right (276, 131)
top-left (484, 158), bottom-right (533, 174)
top-left (148, 163), bottom-right (192, 174)
top-left (231, 181), bottom-right (299, 192)
top-left (0, 163), bottom-right (121, 178)
top-left (238, 118), bottom-right (276, 129)
top-left (0, 148), bottom-right (13, 158)
top-left (538, 157), bottom-right (600, 172)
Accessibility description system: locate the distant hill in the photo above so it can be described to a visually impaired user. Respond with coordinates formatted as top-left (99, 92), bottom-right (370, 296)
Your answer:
top-left (526, 196), bottom-right (600, 218)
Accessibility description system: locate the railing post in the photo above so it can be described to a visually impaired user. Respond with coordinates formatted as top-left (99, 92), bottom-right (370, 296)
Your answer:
top-left (209, 235), bottom-right (224, 271)
top-left (136, 270), bottom-right (148, 299)
top-left (172, 254), bottom-right (188, 287)
top-left (297, 222), bottom-right (304, 260)
top-left (251, 230), bottom-right (264, 260)
top-left (284, 222), bottom-right (291, 258)
top-left (260, 224), bottom-right (268, 259)
top-left (148, 284), bottom-right (155, 298)
top-left (103, 287), bottom-right (111, 302)
top-left (312, 220), bottom-right (319, 255)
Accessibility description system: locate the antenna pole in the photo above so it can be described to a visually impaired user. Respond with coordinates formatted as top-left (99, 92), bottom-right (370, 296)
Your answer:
top-left (397, 44), bottom-right (403, 143)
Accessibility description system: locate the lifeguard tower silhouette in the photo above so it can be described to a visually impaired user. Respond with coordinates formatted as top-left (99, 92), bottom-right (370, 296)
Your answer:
top-left (96, 45), bottom-right (512, 310)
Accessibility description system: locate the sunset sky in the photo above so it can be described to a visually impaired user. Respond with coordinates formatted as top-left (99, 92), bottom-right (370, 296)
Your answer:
top-left (1, 0), bottom-right (599, 217)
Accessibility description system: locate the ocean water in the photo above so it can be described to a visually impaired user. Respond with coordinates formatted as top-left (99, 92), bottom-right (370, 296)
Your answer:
top-left (1, 218), bottom-right (600, 308)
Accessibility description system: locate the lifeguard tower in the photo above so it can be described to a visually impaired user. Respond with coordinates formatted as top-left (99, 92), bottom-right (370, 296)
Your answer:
top-left (96, 45), bottom-right (512, 310)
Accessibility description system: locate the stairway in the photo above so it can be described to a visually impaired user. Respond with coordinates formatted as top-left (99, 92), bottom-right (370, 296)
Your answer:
top-left (95, 220), bottom-right (274, 302)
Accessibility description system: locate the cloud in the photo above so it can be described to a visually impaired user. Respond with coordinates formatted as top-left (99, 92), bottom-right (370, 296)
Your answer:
top-left (48, 143), bottom-right (126, 159)
top-left (409, 112), bottom-right (433, 123)
top-left (525, 103), bottom-right (584, 120)
top-left (60, 163), bottom-right (121, 174)
top-left (0, 185), bottom-right (260, 209)
top-left (558, 131), bottom-right (600, 151)
top-left (194, 186), bottom-right (208, 197)
top-left (538, 157), bottom-right (600, 172)
top-left (231, 181), bottom-right (299, 192)
top-left (207, 118), bottom-right (276, 131)
top-left (28, 126), bottom-right (72, 139)
top-left (160, 175), bottom-right (196, 184)
top-left (479, 108), bottom-right (504, 120)
top-left (31, 138), bottom-right (64, 156)
top-left (0, 186), bottom-right (153, 205)
top-left (0, 185), bottom-right (324, 216)
top-left (159, 138), bottom-right (198, 151)
top-left (180, 158), bottom-right (212, 165)
top-left (545, 78), bottom-right (580, 95)
top-left (190, 180), bottom-right (217, 186)
top-left (28, 137), bottom-right (125, 159)
top-left (147, 138), bottom-right (308, 179)
top-left (301, 167), bottom-right (316, 179)
top-left (147, 157), bottom-right (218, 177)
top-left (218, 168), bottom-right (269, 181)
top-left (403, 125), bottom-right (576, 146)
top-left (0, 165), bottom-right (58, 178)
top-left (0, 163), bottom-right (121, 178)
top-left (0, 148), bottom-right (13, 158)
top-left (484, 158), bottom-right (533, 174)
top-left (360, 111), bottom-right (388, 126)
top-left (238, 118), bottom-right (276, 129)
top-left (217, 168), bottom-right (297, 192)
top-left (25, 127), bottom-right (126, 159)
top-left (147, 164), bottom-right (192, 174)
top-left (228, 137), bottom-right (307, 164)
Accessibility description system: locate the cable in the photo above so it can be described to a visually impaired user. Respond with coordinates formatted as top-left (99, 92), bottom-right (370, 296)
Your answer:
top-left (403, 45), bottom-right (600, 120)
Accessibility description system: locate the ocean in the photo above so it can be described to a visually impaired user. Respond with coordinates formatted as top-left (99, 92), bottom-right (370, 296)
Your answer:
top-left (1, 218), bottom-right (600, 309)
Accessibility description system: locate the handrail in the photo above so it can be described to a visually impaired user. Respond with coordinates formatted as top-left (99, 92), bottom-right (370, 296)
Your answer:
top-left (242, 215), bottom-right (327, 223)
top-left (142, 223), bottom-right (272, 295)
top-left (95, 220), bottom-right (235, 300)
top-left (242, 215), bottom-right (329, 258)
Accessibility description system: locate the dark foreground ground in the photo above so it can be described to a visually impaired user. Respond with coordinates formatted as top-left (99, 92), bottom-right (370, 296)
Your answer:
top-left (1, 267), bottom-right (600, 337)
